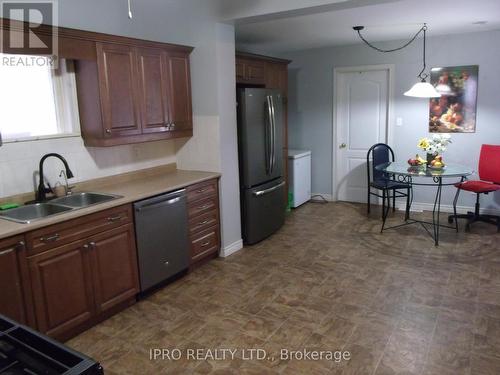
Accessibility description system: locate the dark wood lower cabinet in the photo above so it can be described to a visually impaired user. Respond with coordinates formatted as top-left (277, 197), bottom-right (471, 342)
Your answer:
top-left (89, 224), bottom-right (139, 314)
top-left (25, 206), bottom-right (139, 341)
top-left (187, 179), bottom-right (221, 267)
top-left (28, 240), bottom-right (95, 339)
top-left (0, 236), bottom-right (33, 326)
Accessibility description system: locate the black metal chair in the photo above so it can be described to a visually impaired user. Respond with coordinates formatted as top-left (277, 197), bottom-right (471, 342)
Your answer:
top-left (367, 143), bottom-right (411, 219)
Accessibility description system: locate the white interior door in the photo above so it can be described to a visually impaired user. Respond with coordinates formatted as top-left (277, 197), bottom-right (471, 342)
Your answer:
top-left (335, 67), bottom-right (390, 203)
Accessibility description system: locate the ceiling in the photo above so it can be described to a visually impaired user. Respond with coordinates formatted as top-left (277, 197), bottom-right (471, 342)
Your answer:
top-left (233, 0), bottom-right (500, 54)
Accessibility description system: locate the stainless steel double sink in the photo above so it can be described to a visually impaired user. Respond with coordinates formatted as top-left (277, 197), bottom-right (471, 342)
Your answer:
top-left (0, 192), bottom-right (122, 224)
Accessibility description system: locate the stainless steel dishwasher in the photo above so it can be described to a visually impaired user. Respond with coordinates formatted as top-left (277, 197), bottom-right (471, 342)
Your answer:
top-left (134, 189), bottom-right (189, 292)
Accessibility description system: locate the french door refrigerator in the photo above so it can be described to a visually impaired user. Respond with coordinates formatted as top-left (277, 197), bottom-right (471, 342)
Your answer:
top-left (237, 88), bottom-right (286, 245)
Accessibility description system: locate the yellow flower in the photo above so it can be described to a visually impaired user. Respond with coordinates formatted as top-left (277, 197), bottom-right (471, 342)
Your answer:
top-left (418, 138), bottom-right (430, 150)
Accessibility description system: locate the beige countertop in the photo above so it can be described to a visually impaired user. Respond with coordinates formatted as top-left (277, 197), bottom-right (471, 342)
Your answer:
top-left (0, 167), bottom-right (220, 240)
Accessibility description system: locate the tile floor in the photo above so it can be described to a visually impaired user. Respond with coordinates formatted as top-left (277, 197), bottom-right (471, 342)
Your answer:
top-left (67, 202), bottom-right (500, 374)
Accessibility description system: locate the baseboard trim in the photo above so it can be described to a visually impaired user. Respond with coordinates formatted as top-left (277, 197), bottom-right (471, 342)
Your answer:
top-left (393, 201), bottom-right (500, 216)
top-left (311, 193), bottom-right (334, 202)
top-left (220, 239), bottom-right (243, 258)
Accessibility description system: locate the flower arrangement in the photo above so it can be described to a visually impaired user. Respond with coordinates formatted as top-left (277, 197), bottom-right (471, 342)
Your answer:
top-left (417, 134), bottom-right (452, 155)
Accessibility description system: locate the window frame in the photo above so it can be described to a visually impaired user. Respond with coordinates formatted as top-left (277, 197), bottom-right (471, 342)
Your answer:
top-left (0, 56), bottom-right (81, 144)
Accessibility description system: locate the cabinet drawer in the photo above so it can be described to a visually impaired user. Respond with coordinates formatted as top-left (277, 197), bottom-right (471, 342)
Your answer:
top-left (189, 210), bottom-right (218, 235)
top-left (191, 226), bottom-right (219, 261)
top-left (187, 179), bottom-right (217, 203)
top-left (26, 205), bottom-right (132, 256)
top-left (188, 196), bottom-right (218, 218)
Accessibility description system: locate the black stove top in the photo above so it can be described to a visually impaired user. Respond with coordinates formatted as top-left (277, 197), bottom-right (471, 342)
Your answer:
top-left (0, 315), bottom-right (102, 375)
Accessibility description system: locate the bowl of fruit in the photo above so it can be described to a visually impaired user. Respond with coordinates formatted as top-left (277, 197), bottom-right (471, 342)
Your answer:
top-left (407, 154), bottom-right (426, 167)
top-left (428, 155), bottom-right (446, 170)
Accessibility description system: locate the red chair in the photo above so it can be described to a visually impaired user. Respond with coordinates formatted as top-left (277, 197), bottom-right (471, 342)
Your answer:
top-left (449, 144), bottom-right (500, 231)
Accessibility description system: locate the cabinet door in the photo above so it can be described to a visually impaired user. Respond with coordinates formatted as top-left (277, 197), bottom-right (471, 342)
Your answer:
top-left (97, 42), bottom-right (142, 137)
top-left (0, 237), bottom-right (31, 325)
top-left (88, 224), bottom-right (139, 314)
top-left (137, 47), bottom-right (170, 134)
top-left (236, 59), bottom-right (246, 82)
top-left (28, 241), bottom-right (94, 339)
top-left (246, 60), bottom-right (266, 84)
top-left (165, 52), bottom-right (193, 131)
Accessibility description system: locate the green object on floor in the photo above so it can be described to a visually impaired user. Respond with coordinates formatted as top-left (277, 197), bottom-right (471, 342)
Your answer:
top-left (0, 203), bottom-right (20, 210)
top-left (287, 192), bottom-right (293, 212)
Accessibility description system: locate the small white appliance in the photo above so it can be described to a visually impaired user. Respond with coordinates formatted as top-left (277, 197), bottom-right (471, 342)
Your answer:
top-left (288, 149), bottom-right (311, 208)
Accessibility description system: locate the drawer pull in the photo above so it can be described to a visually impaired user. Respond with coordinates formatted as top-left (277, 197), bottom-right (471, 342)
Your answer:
top-left (196, 188), bottom-right (208, 194)
top-left (107, 216), bottom-right (122, 223)
top-left (0, 249), bottom-right (12, 256)
top-left (197, 219), bottom-right (210, 226)
top-left (17, 241), bottom-right (25, 251)
top-left (198, 204), bottom-right (212, 210)
top-left (201, 241), bottom-right (211, 247)
top-left (40, 234), bottom-right (60, 243)
top-left (164, 261), bottom-right (170, 266)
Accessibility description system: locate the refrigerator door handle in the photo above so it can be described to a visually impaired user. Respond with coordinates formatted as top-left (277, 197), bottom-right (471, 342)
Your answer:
top-left (266, 96), bottom-right (273, 174)
top-left (253, 181), bottom-right (286, 197)
top-left (270, 95), bottom-right (276, 173)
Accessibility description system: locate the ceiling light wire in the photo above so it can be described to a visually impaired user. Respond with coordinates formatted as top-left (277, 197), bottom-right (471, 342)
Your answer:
top-left (353, 24), bottom-right (427, 53)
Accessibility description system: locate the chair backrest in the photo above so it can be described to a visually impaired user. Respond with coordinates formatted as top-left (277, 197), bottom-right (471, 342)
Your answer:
top-left (367, 143), bottom-right (395, 183)
top-left (479, 144), bottom-right (500, 184)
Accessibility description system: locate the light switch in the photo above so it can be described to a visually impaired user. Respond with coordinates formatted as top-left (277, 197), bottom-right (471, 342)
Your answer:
top-left (396, 117), bottom-right (403, 126)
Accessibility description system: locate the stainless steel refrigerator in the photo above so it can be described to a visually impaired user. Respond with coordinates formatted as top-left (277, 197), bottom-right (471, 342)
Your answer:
top-left (237, 88), bottom-right (286, 245)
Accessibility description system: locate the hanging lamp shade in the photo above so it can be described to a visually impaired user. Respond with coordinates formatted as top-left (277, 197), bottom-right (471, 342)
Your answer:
top-left (404, 81), bottom-right (441, 98)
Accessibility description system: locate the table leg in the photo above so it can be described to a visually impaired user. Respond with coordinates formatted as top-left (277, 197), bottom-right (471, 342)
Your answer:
top-left (432, 177), bottom-right (443, 246)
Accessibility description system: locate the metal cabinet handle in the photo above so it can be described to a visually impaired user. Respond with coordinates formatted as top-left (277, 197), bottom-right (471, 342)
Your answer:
top-left (197, 219), bottom-right (210, 226)
top-left (164, 261), bottom-right (170, 266)
top-left (83, 244), bottom-right (90, 251)
top-left (339, 143), bottom-right (347, 149)
top-left (40, 234), bottom-right (60, 243)
top-left (17, 241), bottom-right (26, 251)
top-left (196, 188), bottom-right (208, 194)
top-left (105, 129), bottom-right (112, 134)
top-left (170, 122), bottom-right (176, 130)
top-left (198, 204), bottom-right (212, 210)
top-left (89, 242), bottom-right (96, 249)
top-left (201, 241), bottom-right (210, 247)
top-left (107, 216), bottom-right (122, 223)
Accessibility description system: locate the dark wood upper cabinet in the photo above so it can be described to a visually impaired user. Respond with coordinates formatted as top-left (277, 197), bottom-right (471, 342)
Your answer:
top-left (235, 57), bottom-right (266, 85)
top-left (73, 39), bottom-right (193, 146)
top-left (97, 42), bottom-right (142, 138)
top-left (166, 52), bottom-right (193, 131)
top-left (0, 236), bottom-right (33, 326)
top-left (88, 224), bottom-right (139, 314)
top-left (137, 47), bottom-right (170, 134)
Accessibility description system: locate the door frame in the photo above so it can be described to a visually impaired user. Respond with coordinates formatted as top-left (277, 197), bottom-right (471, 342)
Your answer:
top-left (332, 64), bottom-right (395, 201)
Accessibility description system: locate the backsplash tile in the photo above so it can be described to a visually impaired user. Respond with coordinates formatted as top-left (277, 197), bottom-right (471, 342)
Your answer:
top-left (0, 136), bottom-right (177, 198)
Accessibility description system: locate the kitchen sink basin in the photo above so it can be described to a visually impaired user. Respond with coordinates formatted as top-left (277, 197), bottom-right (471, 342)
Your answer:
top-left (0, 192), bottom-right (122, 224)
top-left (0, 203), bottom-right (73, 224)
top-left (51, 192), bottom-right (121, 208)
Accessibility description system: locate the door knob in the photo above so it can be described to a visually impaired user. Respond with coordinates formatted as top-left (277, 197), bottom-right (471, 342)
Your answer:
top-left (339, 143), bottom-right (347, 149)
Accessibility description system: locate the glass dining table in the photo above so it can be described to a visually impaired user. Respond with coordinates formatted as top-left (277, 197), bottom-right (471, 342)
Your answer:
top-left (375, 162), bottom-right (473, 246)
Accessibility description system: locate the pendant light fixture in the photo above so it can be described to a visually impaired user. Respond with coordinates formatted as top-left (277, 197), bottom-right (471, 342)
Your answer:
top-left (353, 24), bottom-right (441, 98)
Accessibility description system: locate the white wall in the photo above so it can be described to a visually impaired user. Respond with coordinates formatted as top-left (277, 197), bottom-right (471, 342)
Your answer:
top-left (284, 30), bottom-right (500, 211)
